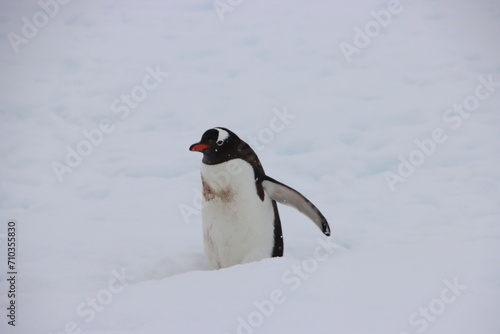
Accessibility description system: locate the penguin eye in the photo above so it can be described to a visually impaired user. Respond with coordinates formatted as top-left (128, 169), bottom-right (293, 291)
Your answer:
top-left (216, 140), bottom-right (224, 146)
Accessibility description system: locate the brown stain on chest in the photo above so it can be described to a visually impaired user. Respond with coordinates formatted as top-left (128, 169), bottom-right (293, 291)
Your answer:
top-left (202, 176), bottom-right (235, 202)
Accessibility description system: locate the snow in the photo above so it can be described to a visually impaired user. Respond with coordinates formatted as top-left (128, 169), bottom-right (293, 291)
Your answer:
top-left (1, 0), bottom-right (499, 333)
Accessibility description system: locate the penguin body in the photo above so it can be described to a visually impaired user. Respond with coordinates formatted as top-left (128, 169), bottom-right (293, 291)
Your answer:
top-left (200, 158), bottom-right (280, 268)
top-left (190, 127), bottom-right (329, 269)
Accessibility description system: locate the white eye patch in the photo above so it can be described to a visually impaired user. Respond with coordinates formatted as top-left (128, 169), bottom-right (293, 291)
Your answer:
top-left (214, 128), bottom-right (229, 145)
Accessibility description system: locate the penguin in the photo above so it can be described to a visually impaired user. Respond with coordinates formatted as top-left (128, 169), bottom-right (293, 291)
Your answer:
top-left (189, 127), bottom-right (331, 269)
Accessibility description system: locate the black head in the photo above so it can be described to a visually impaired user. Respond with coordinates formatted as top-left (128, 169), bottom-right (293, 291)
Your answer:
top-left (189, 127), bottom-right (264, 171)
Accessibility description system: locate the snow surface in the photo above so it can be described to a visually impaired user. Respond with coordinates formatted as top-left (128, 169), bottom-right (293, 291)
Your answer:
top-left (1, 0), bottom-right (500, 333)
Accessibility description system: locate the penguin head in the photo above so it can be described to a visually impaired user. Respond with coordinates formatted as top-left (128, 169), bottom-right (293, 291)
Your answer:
top-left (189, 127), bottom-right (237, 164)
top-left (190, 127), bottom-right (261, 167)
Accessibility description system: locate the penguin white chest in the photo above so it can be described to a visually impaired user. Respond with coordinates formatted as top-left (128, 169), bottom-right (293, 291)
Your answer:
top-left (200, 158), bottom-right (275, 269)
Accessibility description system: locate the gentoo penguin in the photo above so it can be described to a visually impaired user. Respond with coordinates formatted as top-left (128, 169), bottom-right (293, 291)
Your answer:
top-left (189, 127), bottom-right (330, 269)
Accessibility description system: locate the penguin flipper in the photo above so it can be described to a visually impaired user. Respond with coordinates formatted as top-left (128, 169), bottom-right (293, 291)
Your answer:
top-left (261, 176), bottom-right (331, 236)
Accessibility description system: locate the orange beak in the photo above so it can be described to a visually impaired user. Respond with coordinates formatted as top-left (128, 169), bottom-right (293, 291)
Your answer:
top-left (189, 143), bottom-right (211, 152)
